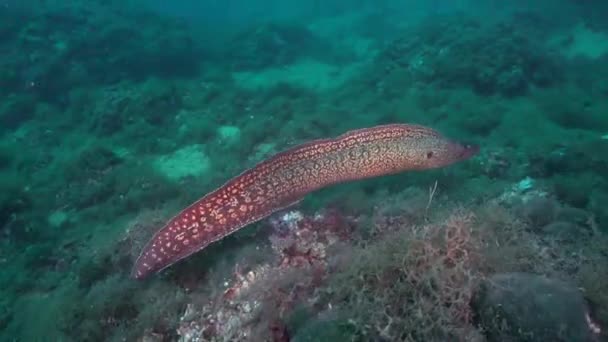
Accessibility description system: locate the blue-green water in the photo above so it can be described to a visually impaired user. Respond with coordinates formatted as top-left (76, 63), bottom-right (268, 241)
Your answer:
top-left (1, 1), bottom-right (607, 341)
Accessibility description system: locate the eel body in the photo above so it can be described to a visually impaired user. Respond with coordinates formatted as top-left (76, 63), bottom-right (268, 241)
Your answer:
top-left (132, 124), bottom-right (478, 279)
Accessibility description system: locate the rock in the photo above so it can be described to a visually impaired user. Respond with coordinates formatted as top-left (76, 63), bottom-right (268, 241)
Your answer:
top-left (154, 144), bottom-right (211, 181)
top-left (589, 190), bottom-right (608, 233)
top-left (291, 311), bottom-right (355, 342)
top-left (521, 195), bottom-right (557, 228)
top-left (0, 94), bottom-right (35, 130)
top-left (47, 210), bottom-right (69, 228)
top-left (377, 15), bottom-right (561, 96)
top-left (217, 125), bottom-right (241, 145)
top-left (541, 221), bottom-right (581, 242)
top-left (556, 206), bottom-right (589, 226)
top-left (473, 272), bottom-right (598, 342)
top-left (226, 23), bottom-right (333, 71)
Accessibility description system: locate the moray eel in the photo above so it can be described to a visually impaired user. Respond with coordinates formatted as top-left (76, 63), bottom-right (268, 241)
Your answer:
top-left (132, 124), bottom-right (478, 279)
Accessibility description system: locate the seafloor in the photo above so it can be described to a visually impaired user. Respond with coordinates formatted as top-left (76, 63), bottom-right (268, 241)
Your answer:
top-left (1, 1), bottom-right (607, 341)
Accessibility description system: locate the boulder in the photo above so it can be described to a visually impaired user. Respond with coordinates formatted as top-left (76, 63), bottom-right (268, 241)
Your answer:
top-left (473, 272), bottom-right (599, 342)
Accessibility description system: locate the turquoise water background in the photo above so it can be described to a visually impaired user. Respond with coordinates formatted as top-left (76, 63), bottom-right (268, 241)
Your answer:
top-left (1, 1), bottom-right (607, 341)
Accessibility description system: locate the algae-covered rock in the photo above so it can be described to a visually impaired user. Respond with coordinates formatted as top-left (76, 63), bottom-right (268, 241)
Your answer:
top-left (0, 94), bottom-right (36, 130)
top-left (589, 190), bottom-right (608, 232)
top-left (473, 272), bottom-right (597, 342)
top-left (90, 79), bottom-right (182, 136)
top-left (154, 144), bottom-right (211, 181)
top-left (378, 15), bottom-right (561, 96)
top-left (226, 22), bottom-right (335, 71)
top-left (1, 2), bottom-right (202, 104)
top-left (290, 311), bottom-right (356, 342)
top-left (552, 172), bottom-right (602, 208)
top-left (217, 125), bottom-right (241, 145)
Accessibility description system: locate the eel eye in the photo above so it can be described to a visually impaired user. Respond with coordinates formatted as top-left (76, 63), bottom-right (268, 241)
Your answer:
top-left (426, 151), bottom-right (434, 159)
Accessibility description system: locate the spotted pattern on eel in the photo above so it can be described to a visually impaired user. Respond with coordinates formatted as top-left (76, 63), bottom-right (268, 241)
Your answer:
top-left (132, 123), bottom-right (479, 279)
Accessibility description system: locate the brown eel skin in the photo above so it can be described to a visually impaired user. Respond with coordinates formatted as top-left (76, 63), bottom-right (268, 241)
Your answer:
top-left (132, 124), bottom-right (479, 279)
